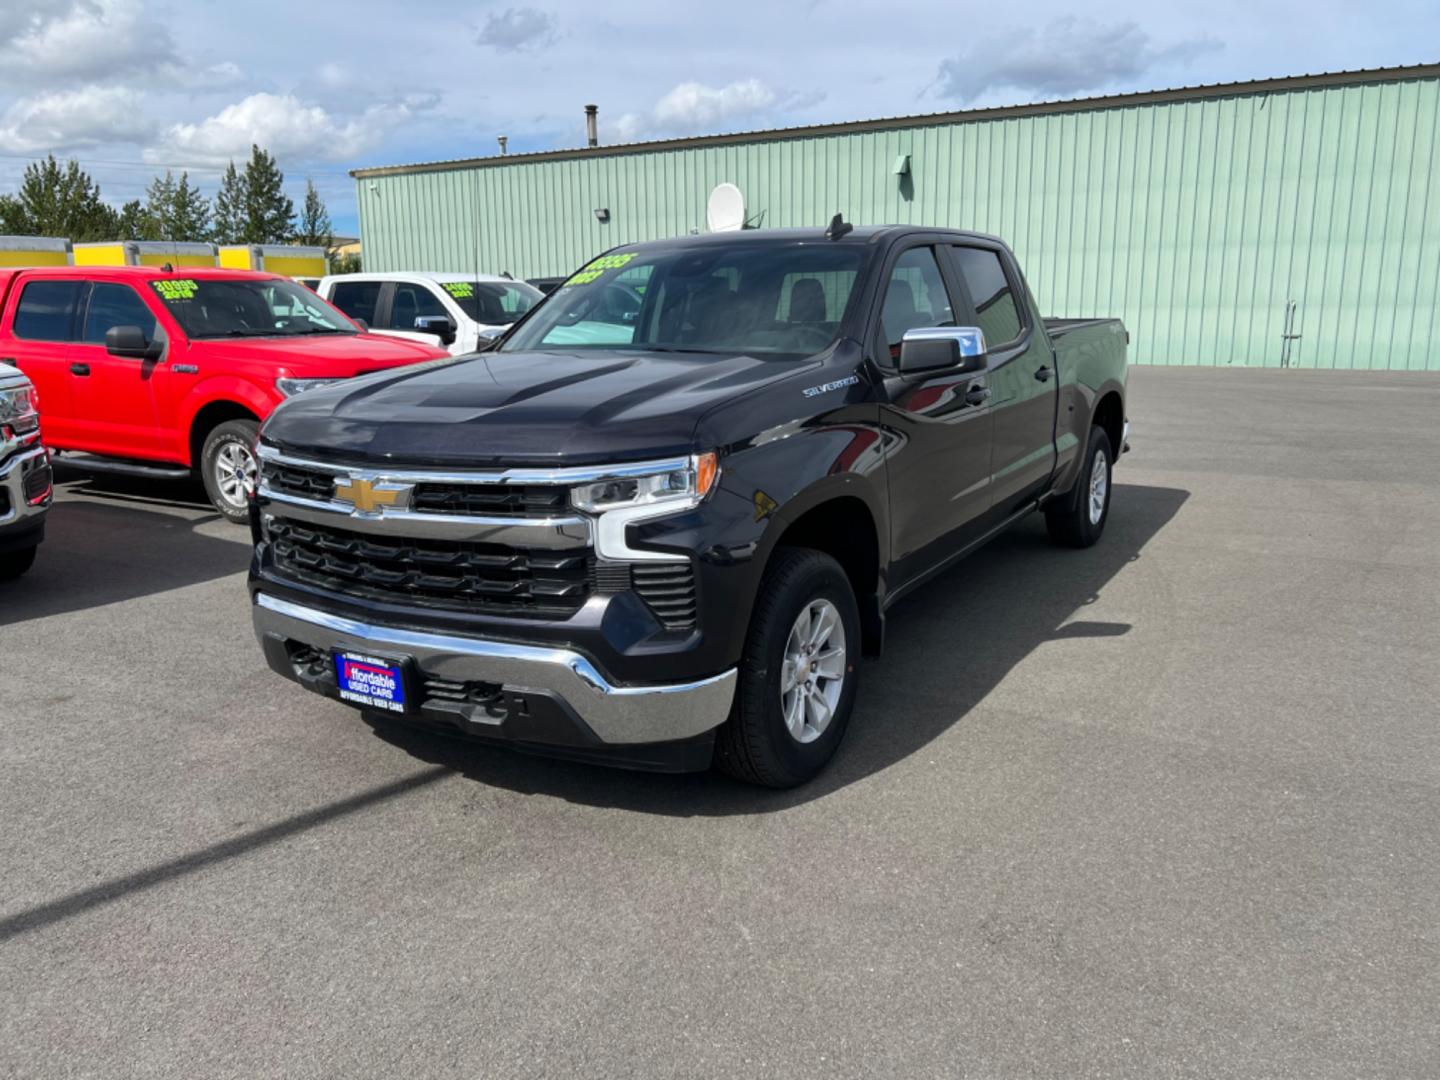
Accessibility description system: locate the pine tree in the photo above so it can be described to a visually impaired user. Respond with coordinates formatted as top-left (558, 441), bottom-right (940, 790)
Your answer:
top-left (211, 161), bottom-right (245, 245)
top-left (143, 171), bottom-right (178, 238)
top-left (171, 172), bottom-right (211, 241)
top-left (296, 179), bottom-right (332, 248)
top-left (115, 199), bottom-right (149, 239)
top-left (5, 156), bottom-right (116, 240)
top-left (240, 145), bottom-right (294, 244)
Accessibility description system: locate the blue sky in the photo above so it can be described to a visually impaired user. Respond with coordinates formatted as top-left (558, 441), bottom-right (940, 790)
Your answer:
top-left (0, 0), bottom-right (1435, 235)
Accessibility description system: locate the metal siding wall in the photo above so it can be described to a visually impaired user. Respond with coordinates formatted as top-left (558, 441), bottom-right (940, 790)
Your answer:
top-left (359, 77), bottom-right (1440, 368)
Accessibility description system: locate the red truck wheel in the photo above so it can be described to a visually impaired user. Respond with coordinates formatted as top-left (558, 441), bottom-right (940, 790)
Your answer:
top-left (200, 419), bottom-right (259, 523)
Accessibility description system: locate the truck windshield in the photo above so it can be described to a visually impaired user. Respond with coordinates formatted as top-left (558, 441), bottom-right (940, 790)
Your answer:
top-left (148, 278), bottom-right (357, 339)
top-left (501, 242), bottom-right (867, 358)
top-left (440, 280), bottom-right (542, 325)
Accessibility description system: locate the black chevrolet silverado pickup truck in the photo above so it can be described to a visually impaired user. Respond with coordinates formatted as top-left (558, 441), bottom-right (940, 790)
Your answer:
top-left (249, 225), bottom-right (1129, 786)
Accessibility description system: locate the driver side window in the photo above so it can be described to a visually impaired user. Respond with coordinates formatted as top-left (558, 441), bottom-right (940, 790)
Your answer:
top-left (82, 283), bottom-right (157, 344)
top-left (386, 284), bottom-right (448, 331)
top-left (879, 246), bottom-right (955, 360)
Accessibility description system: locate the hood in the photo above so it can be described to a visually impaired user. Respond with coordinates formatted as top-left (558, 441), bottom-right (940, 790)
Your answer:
top-left (262, 348), bottom-right (807, 466)
top-left (191, 332), bottom-right (447, 374)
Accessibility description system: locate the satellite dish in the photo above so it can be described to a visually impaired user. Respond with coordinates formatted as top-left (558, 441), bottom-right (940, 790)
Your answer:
top-left (706, 183), bottom-right (746, 232)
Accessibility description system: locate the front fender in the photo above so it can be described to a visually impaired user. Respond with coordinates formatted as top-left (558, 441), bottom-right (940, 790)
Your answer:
top-left (176, 377), bottom-right (277, 465)
top-left (632, 408), bottom-right (890, 668)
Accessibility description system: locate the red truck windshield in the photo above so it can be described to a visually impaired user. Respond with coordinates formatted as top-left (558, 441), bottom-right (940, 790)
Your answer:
top-left (149, 278), bottom-right (356, 339)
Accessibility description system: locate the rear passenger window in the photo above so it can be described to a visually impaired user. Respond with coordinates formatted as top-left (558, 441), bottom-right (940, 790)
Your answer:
top-left (328, 281), bottom-right (382, 325)
top-left (82, 283), bottom-right (157, 344)
top-left (951, 247), bottom-right (1023, 347)
top-left (13, 280), bottom-right (83, 341)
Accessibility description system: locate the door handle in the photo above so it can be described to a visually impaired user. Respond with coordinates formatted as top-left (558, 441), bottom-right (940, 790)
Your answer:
top-left (1034, 365), bottom-right (1053, 382)
top-left (70, 362), bottom-right (91, 376)
top-left (964, 385), bottom-right (991, 406)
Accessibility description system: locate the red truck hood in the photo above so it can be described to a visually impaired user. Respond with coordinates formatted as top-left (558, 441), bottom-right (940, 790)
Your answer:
top-left (190, 332), bottom-right (447, 375)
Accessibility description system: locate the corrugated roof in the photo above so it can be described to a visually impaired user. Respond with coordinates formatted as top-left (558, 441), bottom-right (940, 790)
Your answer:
top-left (352, 62), bottom-right (1440, 179)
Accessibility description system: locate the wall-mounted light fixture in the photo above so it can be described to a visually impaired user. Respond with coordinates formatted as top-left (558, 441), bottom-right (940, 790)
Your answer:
top-left (593, 207), bottom-right (610, 223)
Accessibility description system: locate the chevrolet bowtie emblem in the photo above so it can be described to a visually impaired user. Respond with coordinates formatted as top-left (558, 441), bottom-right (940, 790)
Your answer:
top-left (334, 477), bottom-right (409, 514)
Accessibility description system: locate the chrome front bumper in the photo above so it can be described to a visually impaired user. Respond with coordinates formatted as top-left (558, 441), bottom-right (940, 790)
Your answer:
top-left (252, 592), bottom-right (737, 745)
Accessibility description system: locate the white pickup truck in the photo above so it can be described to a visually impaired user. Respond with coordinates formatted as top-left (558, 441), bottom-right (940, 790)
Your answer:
top-left (317, 272), bottom-right (543, 356)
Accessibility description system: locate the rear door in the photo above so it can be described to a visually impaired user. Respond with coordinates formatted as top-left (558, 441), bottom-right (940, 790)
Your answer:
top-left (874, 241), bottom-right (995, 587)
top-left (946, 243), bottom-right (1057, 514)
top-left (4, 277), bottom-right (83, 447)
top-left (67, 278), bottom-right (169, 459)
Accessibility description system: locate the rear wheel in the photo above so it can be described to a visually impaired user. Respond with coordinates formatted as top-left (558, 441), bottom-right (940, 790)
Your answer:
top-left (714, 548), bottom-right (861, 788)
top-left (200, 418), bottom-right (259, 523)
top-left (1045, 424), bottom-right (1112, 548)
top-left (0, 545), bottom-right (37, 581)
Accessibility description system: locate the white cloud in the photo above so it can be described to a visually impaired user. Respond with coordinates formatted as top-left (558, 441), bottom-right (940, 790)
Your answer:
top-left (935, 16), bottom-right (1222, 103)
top-left (0, 0), bottom-right (176, 84)
top-left (476, 7), bottom-right (556, 51)
top-left (615, 78), bottom-right (801, 142)
top-left (149, 92), bottom-right (411, 166)
top-left (0, 85), bottom-right (152, 153)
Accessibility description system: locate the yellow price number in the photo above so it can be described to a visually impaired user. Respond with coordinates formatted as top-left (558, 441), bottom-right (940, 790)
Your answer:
top-left (152, 279), bottom-right (198, 300)
top-left (563, 252), bottom-right (636, 288)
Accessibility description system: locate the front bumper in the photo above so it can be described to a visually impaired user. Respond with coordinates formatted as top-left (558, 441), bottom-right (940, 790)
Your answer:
top-left (0, 445), bottom-right (51, 551)
top-left (253, 592), bottom-right (738, 762)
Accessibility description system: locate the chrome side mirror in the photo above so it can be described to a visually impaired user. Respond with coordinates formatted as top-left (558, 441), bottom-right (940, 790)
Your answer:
top-left (898, 326), bottom-right (987, 374)
top-left (414, 315), bottom-right (457, 346)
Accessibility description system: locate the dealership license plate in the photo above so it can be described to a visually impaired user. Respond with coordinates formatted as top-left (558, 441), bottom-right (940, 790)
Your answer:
top-left (334, 652), bottom-right (408, 713)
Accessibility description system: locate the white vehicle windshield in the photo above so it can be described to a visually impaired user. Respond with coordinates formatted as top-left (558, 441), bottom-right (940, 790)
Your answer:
top-left (438, 280), bottom-right (542, 325)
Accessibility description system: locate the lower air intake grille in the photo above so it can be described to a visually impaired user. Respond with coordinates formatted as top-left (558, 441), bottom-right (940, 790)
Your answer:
top-left (632, 562), bottom-right (697, 631)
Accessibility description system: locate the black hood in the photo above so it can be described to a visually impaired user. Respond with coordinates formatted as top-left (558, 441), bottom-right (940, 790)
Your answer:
top-left (261, 348), bottom-right (807, 466)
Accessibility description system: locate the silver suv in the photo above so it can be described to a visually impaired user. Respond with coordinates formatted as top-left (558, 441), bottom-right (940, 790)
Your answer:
top-left (0, 365), bottom-right (51, 579)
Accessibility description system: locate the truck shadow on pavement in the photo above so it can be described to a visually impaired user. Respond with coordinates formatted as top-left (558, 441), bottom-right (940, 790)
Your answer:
top-left (0, 492), bottom-right (250, 627)
top-left (368, 482), bottom-right (1189, 814)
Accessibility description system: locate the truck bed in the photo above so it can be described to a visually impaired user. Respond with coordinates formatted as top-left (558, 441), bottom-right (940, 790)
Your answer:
top-left (1043, 316), bottom-right (1125, 341)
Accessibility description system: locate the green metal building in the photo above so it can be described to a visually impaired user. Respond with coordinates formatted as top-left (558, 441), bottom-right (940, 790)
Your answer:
top-left (354, 64), bottom-right (1440, 369)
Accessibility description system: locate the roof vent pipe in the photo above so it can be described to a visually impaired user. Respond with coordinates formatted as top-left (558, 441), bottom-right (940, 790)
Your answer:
top-left (585, 104), bottom-right (598, 148)
top-left (497, 135), bottom-right (508, 156)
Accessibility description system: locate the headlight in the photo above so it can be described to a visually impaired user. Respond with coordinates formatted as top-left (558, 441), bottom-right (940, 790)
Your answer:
top-left (0, 386), bottom-right (38, 434)
top-left (275, 377), bottom-right (345, 397)
top-left (571, 452), bottom-right (719, 513)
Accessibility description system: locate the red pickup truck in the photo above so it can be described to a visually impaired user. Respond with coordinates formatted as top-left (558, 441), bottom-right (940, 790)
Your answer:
top-left (0, 266), bottom-right (448, 520)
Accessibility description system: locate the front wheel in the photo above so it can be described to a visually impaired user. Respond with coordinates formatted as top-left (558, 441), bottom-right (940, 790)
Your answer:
top-left (714, 548), bottom-right (861, 788)
top-left (200, 418), bottom-right (260, 523)
top-left (0, 545), bottom-right (37, 581)
top-left (1045, 424), bottom-right (1113, 548)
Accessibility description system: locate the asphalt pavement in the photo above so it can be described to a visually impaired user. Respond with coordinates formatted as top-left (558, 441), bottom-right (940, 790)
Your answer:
top-left (2, 366), bottom-right (1437, 1078)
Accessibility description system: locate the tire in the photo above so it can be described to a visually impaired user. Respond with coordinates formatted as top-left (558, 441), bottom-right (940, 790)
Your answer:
top-left (0, 545), bottom-right (37, 581)
top-left (1045, 424), bottom-right (1113, 549)
top-left (199, 418), bottom-right (260, 523)
top-left (714, 548), bottom-right (861, 788)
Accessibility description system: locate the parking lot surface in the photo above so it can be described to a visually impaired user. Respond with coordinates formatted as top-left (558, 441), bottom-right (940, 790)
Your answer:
top-left (3, 366), bottom-right (1438, 1079)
